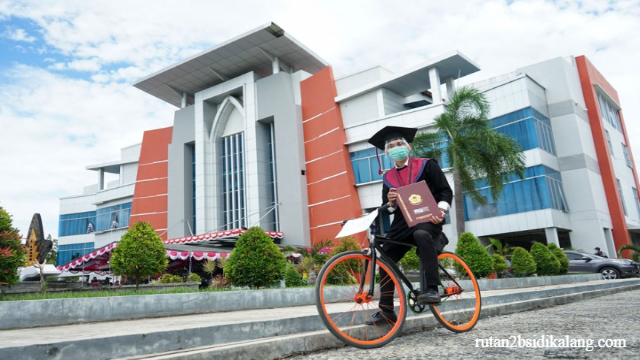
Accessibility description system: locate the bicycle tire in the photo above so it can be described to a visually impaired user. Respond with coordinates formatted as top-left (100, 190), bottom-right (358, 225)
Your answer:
top-left (315, 250), bottom-right (407, 349)
top-left (429, 252), bottom-right (482, 332)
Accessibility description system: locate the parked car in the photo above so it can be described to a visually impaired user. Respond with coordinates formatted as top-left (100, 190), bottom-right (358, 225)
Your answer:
top-left (563, 251), bottom-right (640, 280)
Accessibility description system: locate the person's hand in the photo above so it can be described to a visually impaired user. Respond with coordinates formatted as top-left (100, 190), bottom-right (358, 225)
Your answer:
top-left (430, 209), bottom-right (446, 224)
top-left (387, 188), bottom-right (398, 206)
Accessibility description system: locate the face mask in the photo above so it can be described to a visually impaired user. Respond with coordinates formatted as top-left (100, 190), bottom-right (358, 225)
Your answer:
top-left (388, 146), bottom-right (409, 161)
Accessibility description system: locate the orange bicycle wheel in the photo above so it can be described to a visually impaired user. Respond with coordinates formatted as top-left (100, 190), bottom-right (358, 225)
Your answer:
top-left (430, 252), bottom-right (482, 332)
top-left (315, 251), bottom-right (407, 349)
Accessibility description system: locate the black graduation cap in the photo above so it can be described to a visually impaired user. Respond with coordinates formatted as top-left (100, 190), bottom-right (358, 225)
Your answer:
top-left (368, 126), bottom-right (418, 150)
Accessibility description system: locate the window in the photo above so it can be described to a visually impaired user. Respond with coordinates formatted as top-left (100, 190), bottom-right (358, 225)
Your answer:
top-left (95, 203), bottom-right (131, 231)
top-left (622, 143), bottom-right (632, 168)
top-left (605, 130), bottom-right (613, 155)
top-left (58, 211), bottom-right (97, 237)
top-left (491, 107), bottom-right (556, 155)
top-left (189, 144), bottom-right (196, 233)
top-left (350, 148), bottom-right (394, 184)
top-left (56, 242), bottom-right (94, 266)
top-left (267, 122), bottom-right (280, 231)
top-left (462, 166), bottom-right (569, 221)
top-left (633, 187), bottom-right (640, 219)
top-left (597, 92), bottom-right (622, 131)
top-left (221, 132), bottom-right (246, 230)
top-left (617, 178), bottom-right (627, 216)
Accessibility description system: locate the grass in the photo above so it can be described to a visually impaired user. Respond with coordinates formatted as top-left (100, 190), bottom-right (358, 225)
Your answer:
top-left (0, 285), bottom-right (231, 302)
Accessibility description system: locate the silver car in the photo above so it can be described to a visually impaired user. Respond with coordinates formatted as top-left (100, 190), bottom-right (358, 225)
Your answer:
top-left (563, 251), bottom-right (640, 280)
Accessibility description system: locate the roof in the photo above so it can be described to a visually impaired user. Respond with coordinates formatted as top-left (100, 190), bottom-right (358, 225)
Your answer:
top-left (335, 50), bottom-right (481, 103)
top-left (134, 22), bottom-right (329, 107)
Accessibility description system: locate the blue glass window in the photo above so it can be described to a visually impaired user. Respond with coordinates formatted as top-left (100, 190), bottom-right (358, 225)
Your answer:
top-left (57, 242), bottom-right (94, 266)
top-left (96, 203), bottom-right (131, 231)
top-left (58, 211), bottom-right (97, 237)
top-left (463, 166), bottom-right (569, 221)
top-left (222, 132), bottom-right (246, 229)
top-left (350, 148), bottom-right (394, 184)
top-left (492, 107), bottom-right (556, 155)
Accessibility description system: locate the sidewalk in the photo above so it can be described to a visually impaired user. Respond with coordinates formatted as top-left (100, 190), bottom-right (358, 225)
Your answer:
top-left (0, 276), bottom-right (638, 360)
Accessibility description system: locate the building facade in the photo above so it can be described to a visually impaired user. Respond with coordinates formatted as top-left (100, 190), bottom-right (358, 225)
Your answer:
top-left (58, 23), bottom-right (639, 263)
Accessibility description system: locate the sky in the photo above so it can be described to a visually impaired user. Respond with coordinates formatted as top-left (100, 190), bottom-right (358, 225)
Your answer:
top-left (1, 0), bottom-right (639, 239)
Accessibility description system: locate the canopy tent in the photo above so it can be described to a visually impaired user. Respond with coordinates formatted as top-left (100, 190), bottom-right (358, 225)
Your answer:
top-left (57, 229), bottom-right (286, 274)
top-left (163, 229), bottom-right (284, 246)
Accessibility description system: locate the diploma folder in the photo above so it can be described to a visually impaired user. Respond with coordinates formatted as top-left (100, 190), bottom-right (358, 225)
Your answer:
top-left (395, 180), bottom-right (439, 228)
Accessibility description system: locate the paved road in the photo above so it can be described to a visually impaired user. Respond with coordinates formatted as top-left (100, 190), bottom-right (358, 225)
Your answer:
top-left (287, 289), bottom-right (640, 359)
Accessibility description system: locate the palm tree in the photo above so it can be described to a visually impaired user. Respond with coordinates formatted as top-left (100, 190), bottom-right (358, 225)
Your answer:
top-left (618, 244), bottom-right (640, 262)
top-left (412, 86), bottom-right (526, 238)
top-left (282, 239), bottom-right (333, 285)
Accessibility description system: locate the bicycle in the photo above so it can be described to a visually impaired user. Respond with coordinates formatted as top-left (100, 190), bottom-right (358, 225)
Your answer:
top-left (314, 204), bottom-right (482, 349)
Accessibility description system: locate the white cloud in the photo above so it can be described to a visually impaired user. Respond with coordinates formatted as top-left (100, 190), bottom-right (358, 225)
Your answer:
top-left (1, 27), bottom-right (36, 42)
top-left (1, 0), bottom-right (640, 238)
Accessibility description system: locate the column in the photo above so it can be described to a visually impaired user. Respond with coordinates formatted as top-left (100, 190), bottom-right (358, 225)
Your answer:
top-left (98, 169), bottom-right (104, 191)
top-left (545, 227), bottom-right (560, 246)
top-left (428, 67), bottom-right (443, 105)
top-left (445, 76), bottom-right (455, 101)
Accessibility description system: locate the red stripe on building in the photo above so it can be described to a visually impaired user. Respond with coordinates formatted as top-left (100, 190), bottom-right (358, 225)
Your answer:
top-left (576, 55), bottom-right (635, 253)
top-left (130, 127), bottom-right (173, 239)
top-left (300, 67), bottom-right (364, 246)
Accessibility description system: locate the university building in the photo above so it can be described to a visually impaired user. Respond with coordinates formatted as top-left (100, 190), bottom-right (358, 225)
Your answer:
top-left (57, 23), bottom-right (639, 266)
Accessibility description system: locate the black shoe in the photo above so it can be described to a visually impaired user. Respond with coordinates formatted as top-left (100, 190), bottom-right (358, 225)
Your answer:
top-left (365, 310), bottom-right (397, 325)
top-left (417, 288), bottom-right (441, 305)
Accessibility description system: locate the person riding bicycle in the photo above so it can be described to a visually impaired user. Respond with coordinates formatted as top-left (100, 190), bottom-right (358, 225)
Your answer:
top-left (366, 126), bottom-right (453, 325)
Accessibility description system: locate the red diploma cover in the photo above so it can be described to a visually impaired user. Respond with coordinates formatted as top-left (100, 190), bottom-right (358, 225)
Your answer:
top-left (395, 180), bottom-right (439, 228)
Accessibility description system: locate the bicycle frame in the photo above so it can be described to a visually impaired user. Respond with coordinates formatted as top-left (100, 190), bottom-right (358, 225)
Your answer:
top-left (360, 227), bottom-right (464, 301)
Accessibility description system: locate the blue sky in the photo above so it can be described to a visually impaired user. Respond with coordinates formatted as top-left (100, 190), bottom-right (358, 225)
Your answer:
top-left (1, 0), bottom-right (639, 240)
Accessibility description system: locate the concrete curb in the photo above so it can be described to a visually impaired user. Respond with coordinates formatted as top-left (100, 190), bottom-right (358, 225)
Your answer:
top-left (118, 281), bottom-right (640, 360)
top-left (1, 278), bottom-right (637, 360)
top-left (0, 273), bottom-right (602, 330)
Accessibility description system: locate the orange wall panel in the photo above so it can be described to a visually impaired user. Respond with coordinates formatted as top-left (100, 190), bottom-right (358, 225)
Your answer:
top-left (136, 162), bottom-right (168, 180)
top-left (306, 153), bottom-right (350, 184)
top-left (304, 130), bottom-right (347, 162)
top-left (576, 56), bottom-right (633, 252)
top-left (130, 195), bottom-right (168, 215)
top-left (300, 67), bottom-right (363, 246)
top-left (307, 174), bottom-right (353, 205)
top-left (131, 127), bottom-right (173, 240)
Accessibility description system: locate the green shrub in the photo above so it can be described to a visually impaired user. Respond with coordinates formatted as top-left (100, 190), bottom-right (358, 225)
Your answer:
top-left (455, 232), bottom-right (493, 278)
top-left (226, 227), bottom-right (287, 288)
top-left (398, 248), bottom-right (420, 272)
top-left (530, 242), bottom-right (560, 275)
top-left (510, 247), bottom-right (537, 276)
top-left (111, 222), bottom-right (168, 290)
top-left (187, 273), bottom-right (202, 283)
top-left (0, 206), bottom-right (26, 286)
top-left (284, 262), bottom-right (305, 287)
top-left (331, 236), bottom-right (362, 255)
top-left (547, 243), bottom-right (569, 274)
top-left (160, 274), bottom-right (183, 283)
top-left (492, 253), bottom-right (508, 274)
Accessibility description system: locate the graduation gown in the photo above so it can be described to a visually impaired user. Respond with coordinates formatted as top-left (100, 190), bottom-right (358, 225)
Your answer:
top-left (382, 157), bottom-right (453, 241)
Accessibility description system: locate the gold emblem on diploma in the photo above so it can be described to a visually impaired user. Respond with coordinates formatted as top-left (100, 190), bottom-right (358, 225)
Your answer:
top-left (408, 194), bottom-right (422, 205)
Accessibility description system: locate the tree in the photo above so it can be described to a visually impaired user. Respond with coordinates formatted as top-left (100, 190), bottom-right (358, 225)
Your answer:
top-left (412, 86), bottom-right (526, 238)
top-left (618, 244), bottom-right (640, 262)
top-left (484, 238), bottom-right (513, 259)
top-left (225, 227), bottom-right (287, 288)
top-left (455, 232), bottom-right (493, 278)
top-left (0, 205), bottom-right (26, 286)
top-left (45, 235), bottom-right (57, 265)
top-left (492, 253), bottom-right (508, 275)
top-left (530, 242), bottom-right (560, 275)
top-left (110, 222), bottom-right (168, 291)
top-left (510, 247), bottom-right (536, 276)
top-left (547, 243), bottom-right (569, 274)
top-left (282, 238), bottom-right (333, 286)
